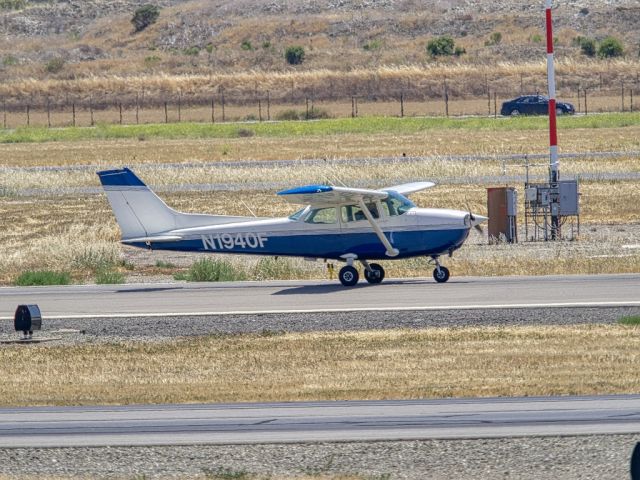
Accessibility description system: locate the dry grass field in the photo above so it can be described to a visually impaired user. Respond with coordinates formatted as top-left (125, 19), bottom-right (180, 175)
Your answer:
top-left (2, 325), bottom-right (640, 406)
top-left (0, 114), bottom-right (638, 284)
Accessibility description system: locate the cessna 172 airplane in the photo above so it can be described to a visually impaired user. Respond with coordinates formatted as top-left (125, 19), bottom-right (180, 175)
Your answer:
top-left (97, 168), bottom-right (487, 286)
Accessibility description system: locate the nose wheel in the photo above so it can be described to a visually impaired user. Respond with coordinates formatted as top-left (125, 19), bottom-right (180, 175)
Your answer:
top-left (433, 266), bottom-right (450, 283)
top-left (430, 256), bottom-right (451, 283)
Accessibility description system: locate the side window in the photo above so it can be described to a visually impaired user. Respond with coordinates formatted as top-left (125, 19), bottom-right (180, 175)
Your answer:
top-left (305, 207), bottom-right (337, 224)
top-left (341, 203), bottom-right (379, 223)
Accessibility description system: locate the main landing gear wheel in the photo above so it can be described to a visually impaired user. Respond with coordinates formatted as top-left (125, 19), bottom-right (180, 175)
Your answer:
top-left (339, 265), bottom-right (359, 286)
top-left (364, 263), bottom-right (385, 284)
top-left (433, 266), bottom-right (450, 283)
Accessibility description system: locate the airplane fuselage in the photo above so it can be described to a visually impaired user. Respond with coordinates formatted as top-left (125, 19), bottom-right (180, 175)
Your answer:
top-left (128, 207), bottom-right (471, 260)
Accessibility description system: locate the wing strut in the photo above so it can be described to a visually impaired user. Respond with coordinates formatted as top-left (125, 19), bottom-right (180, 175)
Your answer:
top-left (358, 198), bottom-right (399, 257)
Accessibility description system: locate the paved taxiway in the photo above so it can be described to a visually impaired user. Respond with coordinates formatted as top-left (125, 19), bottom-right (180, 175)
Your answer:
top-left (0, 274), bottom-right (638, 318)
top-left (1, 395), bottom-right (640, 448)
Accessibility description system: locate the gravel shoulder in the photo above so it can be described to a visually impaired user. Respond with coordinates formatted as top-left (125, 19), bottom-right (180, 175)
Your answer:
top-left (0, 435), bottom-right (638, 480)
top-left (1, 306), bottom-right (638, 345)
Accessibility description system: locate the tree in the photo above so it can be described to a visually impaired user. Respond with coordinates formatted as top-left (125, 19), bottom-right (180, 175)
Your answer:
top-left (427, 36), bottom-right (456, 57)
top-left (598, 36), bottom-right (624, 59)
top-left (285, 46), bottom-right (305, 65)
top-left (131, 5), bottom-right (160, 33)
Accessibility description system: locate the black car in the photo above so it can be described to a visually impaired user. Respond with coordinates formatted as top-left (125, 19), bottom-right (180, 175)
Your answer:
top-left (500, 95), bottom-right (575, 116)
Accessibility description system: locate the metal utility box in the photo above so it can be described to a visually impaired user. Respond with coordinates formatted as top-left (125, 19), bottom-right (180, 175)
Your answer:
top-left (14, 304), bottom-right (42, 334)
top-left (487, 187), bottom-right (517, 243)
top-left (559, 180), bottom-right (579, 216)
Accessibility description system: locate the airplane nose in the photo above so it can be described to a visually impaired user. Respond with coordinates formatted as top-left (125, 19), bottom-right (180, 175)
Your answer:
top-left (470, 214), bottom-right (488, 226)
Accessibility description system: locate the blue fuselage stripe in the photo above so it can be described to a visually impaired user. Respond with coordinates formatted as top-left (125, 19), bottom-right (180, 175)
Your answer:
top-left (129, 228), bottom-right (470, 260)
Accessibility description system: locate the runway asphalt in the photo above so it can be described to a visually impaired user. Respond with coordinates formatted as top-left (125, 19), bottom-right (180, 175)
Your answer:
top-left (1, 395), bottom-right (640, 448)
top-left (0, 273), bottom-right (638, 319)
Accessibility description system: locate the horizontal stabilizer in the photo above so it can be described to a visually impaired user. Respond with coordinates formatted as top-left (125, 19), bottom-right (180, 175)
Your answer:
top-left (122, 235), bottom-right (183, 244)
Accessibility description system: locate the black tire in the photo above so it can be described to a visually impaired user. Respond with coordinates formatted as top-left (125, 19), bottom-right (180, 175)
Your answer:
top-left (433, 266), bottom-right (450, 283)
top-left (364, 263), bottom-right (385, 284)
top-left (510, 109), bottom-right (520, 116)
top-left (339, 265), bottom-right (359, 287)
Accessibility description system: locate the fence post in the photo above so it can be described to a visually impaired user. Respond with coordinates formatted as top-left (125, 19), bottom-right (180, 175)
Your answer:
top-left (221, 92), bottom-right (225, 122)
top-left (267, 91), bottom-right (270, 121)
top-left (351, 96), bottom-right (355, 118)
top-left (631, 89), bottom-right (634, 112)
top-left (26, 104), bottom-right (30, 127)
top-left (136, 93), bottom-right (139, 125)
top-left (305, 97), bottom-right (309, 119)
top-left (443, 80), bottom-right (449, 117)
top-left (177, 93), bottom-right (181, 122)
top-left (211, 98), bottom-right (215, 123)
top-left (621, 81), bottom-right (625, 112)
top-left (46, 98), bottom-right (51, 128)
top-left (164, 101), bottom-right (168, 123)
top-left (72, 103), bottom-right (76, 127)
top-left (493, 92), bottom-right (497, 118)
top-left (118, 103), bottom-right (122, 125)
top-left (258, 99), bottom-right (262, 122)
top-left (487, 91), bottom-right (491, 116)
top-left (577, 87), bottom-right (581, 113)
top-left (584, 88), bottom-right (588, 115)
top-left (89, 96), bottom-right (94, 126)
top-left (2, 100), bottom-right (6, 129)
top-left (400, 93), bottom-right (404, 118)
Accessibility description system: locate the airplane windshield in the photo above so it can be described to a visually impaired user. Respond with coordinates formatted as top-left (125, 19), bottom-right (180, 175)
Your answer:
top-left (288, 207), bottom-right (309, 221)
top-left (383, 191), bottom-right (415, 216)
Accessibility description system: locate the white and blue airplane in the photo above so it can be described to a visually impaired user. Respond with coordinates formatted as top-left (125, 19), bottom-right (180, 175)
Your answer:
top-left (97, 168), bottom-right (487, 286)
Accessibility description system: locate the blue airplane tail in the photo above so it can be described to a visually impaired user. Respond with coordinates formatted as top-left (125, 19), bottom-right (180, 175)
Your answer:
top-left (97, 168), bottom-right (254, 242)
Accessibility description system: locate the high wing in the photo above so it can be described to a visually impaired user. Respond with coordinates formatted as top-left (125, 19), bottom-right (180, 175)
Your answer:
top-left (277, 185), bottom-right (388, 207)
top-left (383, 181), bottom-right (436, 196)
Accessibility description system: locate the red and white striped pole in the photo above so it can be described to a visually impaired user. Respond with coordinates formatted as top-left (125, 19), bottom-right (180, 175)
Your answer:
top-left (545, 0), bottom-right (559, 184)
top-left (545, 0), bottom-right (560, 239)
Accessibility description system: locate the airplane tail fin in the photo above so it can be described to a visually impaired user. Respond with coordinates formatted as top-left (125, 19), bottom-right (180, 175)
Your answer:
top-left (97, 168), bottom-right (253, 241)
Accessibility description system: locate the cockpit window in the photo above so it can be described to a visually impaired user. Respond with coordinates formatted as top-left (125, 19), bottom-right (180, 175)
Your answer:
top-left (305, 207), bottom-right (338, 224)
top-left (382, 191), bottom-right (415, 216)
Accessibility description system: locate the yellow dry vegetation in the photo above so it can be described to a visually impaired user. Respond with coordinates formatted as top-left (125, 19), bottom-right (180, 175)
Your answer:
top-left (1, 325), bottom-right (640, 407)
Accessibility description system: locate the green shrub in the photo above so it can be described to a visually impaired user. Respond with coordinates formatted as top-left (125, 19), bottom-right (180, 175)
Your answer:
top-left (427, 36), bottom-right (456, 57)
top-left (0, 0), bottom-right (26, 10)
top-left (185, 258), bottom-right (246, 282)
top-left (184, 46), bottom-right (200, 56)
top-left (618, 316), bottom-right (640, 326)
top-left (485, 32), bottom-right (502, 46)
top-left (2, 55), bottom-right (18, 66)
top-left (131, 4), bottom-right (160, 32)
top-left (262, 41), bottom-right (271, 49)
top-left (305, 107), bottom-right (331, 119)
top-left (15, 271), bottom-right (71, 286)
top-left (363, 39), bottom-right (382, 51)
top-left (598, 36), bottom-right (624, 58)
top-left (284, 45), bottom-right (305, 65)
top-left (275, 109), bottom-right (302, 121)
top-left (95, 269), bottom-right (125, 284)
top-left (155, 260), bottom-right (176, 269)
top-left (144, 55), bottom-right (161, 67)
top-left (45, 57), bottom-right (65, 74)
top-left (530, 34), bottom-right (543, 44)
top-left (252, 257), bottom-right (303, 281)
top-left (575, 36), bottom-right (596, 57)
top-left (454, 46), bottom-right (466, 57)
top-left (237, 128), bottom-right (255, 137)
top-left (241, 40), bottom-right (253, 51)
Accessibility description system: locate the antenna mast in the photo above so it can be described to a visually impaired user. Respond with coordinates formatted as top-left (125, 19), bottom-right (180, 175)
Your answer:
top-left (545, 0), bottom-right (560, 239)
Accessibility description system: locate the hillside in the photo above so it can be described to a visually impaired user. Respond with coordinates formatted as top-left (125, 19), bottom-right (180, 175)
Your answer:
top-left (0, 0), bottom-right (638, 103)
